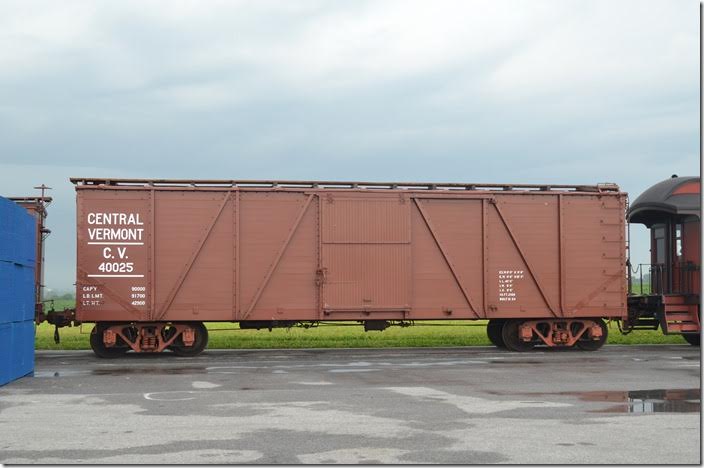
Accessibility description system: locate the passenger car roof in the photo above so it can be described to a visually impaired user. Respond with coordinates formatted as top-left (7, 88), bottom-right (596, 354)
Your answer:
top-left (628, 175), bottom-right (700, 226)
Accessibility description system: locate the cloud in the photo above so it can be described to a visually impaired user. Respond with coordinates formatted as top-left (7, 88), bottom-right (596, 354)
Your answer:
top-left (0, 0), bottom-right (699, 289)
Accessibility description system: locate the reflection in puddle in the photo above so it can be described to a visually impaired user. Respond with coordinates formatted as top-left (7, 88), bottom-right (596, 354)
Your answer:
top-left (34, 370), bottom-right (86, 378)
top-left (569, 389), bottom-right (700, 414)
top-left (91, 367), bottom-right (207, 376)
top-left (35, 367), bottom-right (208, 377)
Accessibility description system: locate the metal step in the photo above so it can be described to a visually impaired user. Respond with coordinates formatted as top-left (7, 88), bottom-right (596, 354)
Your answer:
top-left (630, 318), bottom-right (660, 330)
top-left (663, 295), bottom-right (688, 305)
top-left (662, 300), bottom-right (701, 334)
top-left (666, 323), bottom-right (700, 333)
top-left (666, 310), bottom-right (696, 319)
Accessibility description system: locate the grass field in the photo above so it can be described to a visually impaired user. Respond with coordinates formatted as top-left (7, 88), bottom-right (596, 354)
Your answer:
top-left (37, 298), bottom-right (688, 350)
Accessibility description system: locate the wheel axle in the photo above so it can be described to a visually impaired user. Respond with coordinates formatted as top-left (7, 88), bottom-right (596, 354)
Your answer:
top-left (490, 318), bottom-right (608, 352)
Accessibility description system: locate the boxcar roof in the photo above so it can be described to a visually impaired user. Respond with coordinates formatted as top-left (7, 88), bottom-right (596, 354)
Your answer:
top-left (8, 196), bottom-right (53, 203)
top-left (70, 178), bottom-right (620, 193)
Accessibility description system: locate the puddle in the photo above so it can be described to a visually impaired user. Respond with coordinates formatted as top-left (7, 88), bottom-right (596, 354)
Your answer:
top-left (35, 367), bottom-right (208, 377)
top-left (488, 360), bottom-right (544, 365)
top-left (568, 389), bottom-right (701, 413)
top-left (34, 370), bottom-right (89, 378)
top-left (91, 367), bottom-right (207, 376)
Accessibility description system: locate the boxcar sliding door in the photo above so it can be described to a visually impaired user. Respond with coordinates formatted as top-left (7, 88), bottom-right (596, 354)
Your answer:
top-left (320, 196), bottom-right (411, 319)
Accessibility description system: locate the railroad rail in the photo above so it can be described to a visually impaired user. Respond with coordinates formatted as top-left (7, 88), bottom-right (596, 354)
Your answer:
top-left (70, 178), bottom-right (620, 193)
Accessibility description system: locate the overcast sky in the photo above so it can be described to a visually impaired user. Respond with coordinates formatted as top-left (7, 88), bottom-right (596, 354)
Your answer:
top-left (0, 0), bottom-right (699, 292)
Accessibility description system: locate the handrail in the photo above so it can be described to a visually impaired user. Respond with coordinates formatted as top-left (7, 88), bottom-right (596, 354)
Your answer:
top-left (629, 262), bottom-right (700, 295)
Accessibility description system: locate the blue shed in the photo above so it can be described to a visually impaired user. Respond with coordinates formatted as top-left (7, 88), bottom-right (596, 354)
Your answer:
top-left (0, 195), bottom-right (36, 386)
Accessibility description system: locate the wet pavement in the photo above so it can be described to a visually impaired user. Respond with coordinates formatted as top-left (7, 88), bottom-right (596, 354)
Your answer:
top-left (0, 345), bottom-right (700, 464)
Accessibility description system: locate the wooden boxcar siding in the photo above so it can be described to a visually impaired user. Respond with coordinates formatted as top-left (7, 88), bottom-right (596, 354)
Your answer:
top-left (75, 188), bottom-right (627, 323)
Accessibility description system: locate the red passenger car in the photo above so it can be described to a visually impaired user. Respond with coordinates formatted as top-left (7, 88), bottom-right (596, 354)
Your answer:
top-left (625, 175), bottom-right (701, 345)
top-left (69, 178), bottom-right (627, 356)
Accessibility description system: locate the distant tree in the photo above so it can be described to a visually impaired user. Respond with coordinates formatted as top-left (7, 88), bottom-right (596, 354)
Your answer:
top-left (44, 290), bottom-right (75, 300)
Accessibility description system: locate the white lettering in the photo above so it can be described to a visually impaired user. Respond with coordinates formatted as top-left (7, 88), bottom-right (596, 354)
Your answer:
top-left (87, 213), bottom-right (144, 226)
top-left (88, 228), bottom-right (144, 241)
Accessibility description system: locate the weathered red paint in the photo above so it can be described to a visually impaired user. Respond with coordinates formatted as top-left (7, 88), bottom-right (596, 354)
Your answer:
top-left (671, 181), bottom-right (700, 195)
top-left (72, 179), bottom-right (628, 329)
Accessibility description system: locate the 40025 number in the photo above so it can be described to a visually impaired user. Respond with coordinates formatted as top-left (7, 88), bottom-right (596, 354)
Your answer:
top-left (98, 262), bottom-right (134, 273)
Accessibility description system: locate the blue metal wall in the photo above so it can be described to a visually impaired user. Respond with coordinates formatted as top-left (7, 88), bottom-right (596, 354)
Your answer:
top-left (0, 196), bottom-right (36, 386)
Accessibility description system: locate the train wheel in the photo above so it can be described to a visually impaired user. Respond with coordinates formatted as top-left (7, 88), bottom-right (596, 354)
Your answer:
top-left (90, 323), bottom-right (129, 359)
top-left (682, 333), bottom-right (701, 347)
top-left (575, 319), bottom-right (608, 351)
top-left (501, 320), bottom-right (535, 352)
top-left (486, 320), bottom-right (507, 348)
top-left (170, 322), bottom-right (208, 357)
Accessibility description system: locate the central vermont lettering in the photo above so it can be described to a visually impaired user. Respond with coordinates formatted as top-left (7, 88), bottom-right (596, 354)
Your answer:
top-left (87, 212), bottom-right (145, 241)
top-left (88, 227), bottom-right (144, 241)
top-left (87, 213), bottom-right (144, 225)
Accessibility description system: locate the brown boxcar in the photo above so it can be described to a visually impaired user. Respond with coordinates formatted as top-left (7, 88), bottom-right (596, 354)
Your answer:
top-left (71, 178), bottom-right (627, 355)
top-left (9, 195), bottom-right (51, 312)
